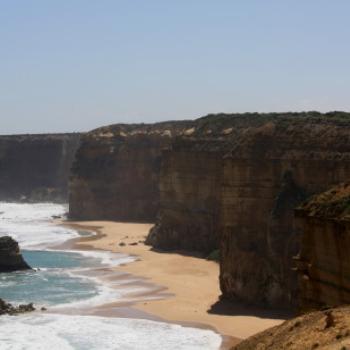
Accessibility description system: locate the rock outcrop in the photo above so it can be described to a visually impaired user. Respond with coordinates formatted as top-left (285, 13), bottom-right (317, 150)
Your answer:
top-left (0, 133), bottom-right (80, 202)
top-left (295, 183), bottom-right (350, 311)
top-left (69, 122), bottom-right (193, 221)
top-left (0, 299), bottom-right (35, 315)
top-left (232, 306), bottom-right (350, 350)
top-left (0, 236), bottom-right (31, 272)
top-left (69, 112), bottom-right (350, 308)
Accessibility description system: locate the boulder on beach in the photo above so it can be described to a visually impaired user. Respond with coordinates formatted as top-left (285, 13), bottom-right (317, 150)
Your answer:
top-left (0, 236), bottom-right (31, 272)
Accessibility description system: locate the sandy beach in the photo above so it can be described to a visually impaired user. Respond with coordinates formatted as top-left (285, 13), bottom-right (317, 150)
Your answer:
top-left (63, 220), bottom-right (286, 346)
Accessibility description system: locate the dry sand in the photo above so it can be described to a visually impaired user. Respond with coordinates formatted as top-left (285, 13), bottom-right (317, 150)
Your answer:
top-left (63, 220), bottom-right (286, 344)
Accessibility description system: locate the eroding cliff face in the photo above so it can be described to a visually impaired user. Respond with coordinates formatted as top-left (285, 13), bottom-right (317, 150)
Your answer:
top-left (146, 141), bottom-right (223, 253)
top-left (220, 116), bottom-right (350, 308)
top-left (68, 112), bottom-right (350, 309)
top-left (146, 115), bottom-right (275, 254)
top-left (295, 183), bottom-right (350, 311)
top-left (69, 122), bottom-right (193, 221)
top-left (0, 134), bottom-right (80, 202)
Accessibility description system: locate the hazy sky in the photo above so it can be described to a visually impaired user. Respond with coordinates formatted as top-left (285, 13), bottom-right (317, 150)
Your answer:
top-left (1, 1), bottom-right (350, 134)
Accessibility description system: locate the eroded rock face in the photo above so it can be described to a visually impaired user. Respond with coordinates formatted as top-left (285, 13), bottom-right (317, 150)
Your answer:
top-left (295, 183), bottom-right (350, 311)
top-left (145, 142), bottom-right (223, 254)
top-left (69, 122), bottom-right (193, 221)
top-left (218, 115), bottom-right (350, 308)
top-left (0, 236), bottom-right (31, 272)
top-left (68, 112), bottom-right (350, 308)
top-left (232, 306), bottom-right (350, 350)
top-left (0, 299), bottom-right (35, 315)
top-left (0, 133), bottom-right (80, 202)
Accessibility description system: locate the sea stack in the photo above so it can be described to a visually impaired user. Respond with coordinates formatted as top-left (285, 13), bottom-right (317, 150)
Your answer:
top-left (0, 236), bottom-right (31, 272)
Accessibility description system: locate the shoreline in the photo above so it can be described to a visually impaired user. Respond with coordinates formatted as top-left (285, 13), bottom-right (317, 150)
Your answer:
top-left (60, 220), bottom-right (287, 348)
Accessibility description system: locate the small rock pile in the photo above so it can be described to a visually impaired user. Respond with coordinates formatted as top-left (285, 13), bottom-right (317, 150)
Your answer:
top-left (0, 298), bottom-right (35, 316)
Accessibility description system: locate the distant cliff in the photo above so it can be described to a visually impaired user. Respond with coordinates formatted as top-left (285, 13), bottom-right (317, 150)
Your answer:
top-left (295, 183), bottom-right (350, 311)
top-left (69, 122), bottom-right (193, 221)
top-left (0, 133), bottom-right (80, 202)
top-left (68, 112), bottom-right (350, 309)
top-left (233, 305), bottom-right (350, 350)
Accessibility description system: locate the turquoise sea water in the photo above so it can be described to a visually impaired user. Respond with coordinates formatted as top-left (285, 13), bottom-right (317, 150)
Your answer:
top-left (0, 250), bottom-right (99, 306)
top-left (0, 202), bottom-right (222, 350)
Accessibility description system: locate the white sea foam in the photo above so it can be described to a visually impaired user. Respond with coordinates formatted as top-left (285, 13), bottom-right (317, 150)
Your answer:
top-left (59, 248), bottom-right (137, 267)
top-left (0, 202), bottom-right (79, 249)
top-left (0, 314), bottom-right (222, 350)
top-left (0, 202), bottom-right (134, 308)
top-left (0, 203), bottom-right (223, 349)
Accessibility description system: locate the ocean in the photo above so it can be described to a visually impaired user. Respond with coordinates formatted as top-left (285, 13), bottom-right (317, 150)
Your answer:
top-left (0, 202), bottom-right (222, 350)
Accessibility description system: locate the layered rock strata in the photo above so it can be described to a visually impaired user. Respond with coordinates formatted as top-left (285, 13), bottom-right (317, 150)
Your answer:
top-left (295, 183), bottom-right (350, 311)
top-left (69, 122), bottom-right (193, 221)
top-left (217, 114), bottom-right (350, 308)
top-left (0, 236), bottom-right (31, 272)
top-left (0, 133), bottom-right (80, 202)
top-left (69, 112), bottom-right (350, 308)
top-left (146, 114), bottom-right (276, 254)
top-left (146, 139), bottom-right (223, 253)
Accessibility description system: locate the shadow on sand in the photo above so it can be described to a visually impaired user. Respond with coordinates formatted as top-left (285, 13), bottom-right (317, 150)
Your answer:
top-left (208, 299), bottom-right (294, 320)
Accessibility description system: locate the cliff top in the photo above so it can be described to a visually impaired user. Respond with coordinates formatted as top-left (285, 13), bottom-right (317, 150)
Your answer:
top-left (83, 112), bottom-right (350, 158)
top-left (296, 183), bottom-right (350, 221)
top-left (88, 111), bottom-right (350, 137)
top-left (88, 120), bottom-right (195, 139)
top-left (176, 111), bottom-right (350, 156)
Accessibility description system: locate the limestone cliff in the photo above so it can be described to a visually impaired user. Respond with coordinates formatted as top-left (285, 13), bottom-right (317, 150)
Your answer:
top-left (220, 113), bottom-right (350, 308)
top-left (0, 133), bottom-right (80, 202)
top-left (295, 183), bottom-right (350, 311)
top-left (69, 122), bottom-right (193, 221)
top-left (68, 112), bottom-right (350, 309)
top-left (146, 113), bottom-right (350, 307)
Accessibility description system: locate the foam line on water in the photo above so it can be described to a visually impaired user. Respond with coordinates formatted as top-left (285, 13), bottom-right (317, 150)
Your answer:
top-left (0, 202), bottom-right (143, 309)
top-left (0, 202), bottom-right (80, 249)
top-left (0, 314), bottom-right (222, 350)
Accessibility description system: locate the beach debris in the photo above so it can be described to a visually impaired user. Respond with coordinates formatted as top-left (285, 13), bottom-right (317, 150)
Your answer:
top-left (119, 242), bottom-right (126, 247)
top-left (129, 242), bottom-right (138, 246)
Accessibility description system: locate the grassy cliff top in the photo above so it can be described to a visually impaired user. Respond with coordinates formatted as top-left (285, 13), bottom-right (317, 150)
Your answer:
top-left (88, 111), bottom-right (350, 137)
top-left (84, 111), bottom-right (350, 158)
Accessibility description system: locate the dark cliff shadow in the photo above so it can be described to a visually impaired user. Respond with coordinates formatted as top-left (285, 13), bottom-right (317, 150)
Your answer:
top-left (208, 299), bottom-right (294, 320)
top-left (149, 247), bottom-right (206, 259)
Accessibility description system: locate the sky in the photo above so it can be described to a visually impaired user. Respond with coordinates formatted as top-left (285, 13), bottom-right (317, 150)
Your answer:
top-left (1, 0), bottom-right (350, 134)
